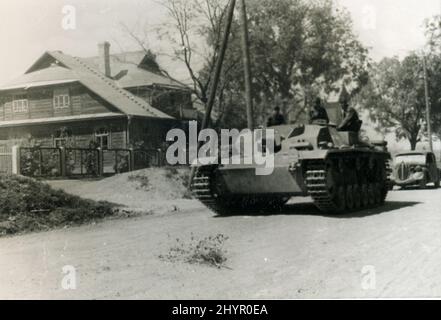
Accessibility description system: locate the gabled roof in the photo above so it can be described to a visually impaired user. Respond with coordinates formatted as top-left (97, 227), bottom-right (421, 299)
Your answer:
top-left (0, 112), bottom-right (125, 128)
top-left (1, 51), bottom-right (173, 119)
top-left (0, 65), bottom-right (78, 90)
top-left (80, 51), bottom-right (186, 89)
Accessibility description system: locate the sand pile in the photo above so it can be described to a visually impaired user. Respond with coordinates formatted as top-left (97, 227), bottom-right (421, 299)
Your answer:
top-left (48, 167), bottom-right (195, 214)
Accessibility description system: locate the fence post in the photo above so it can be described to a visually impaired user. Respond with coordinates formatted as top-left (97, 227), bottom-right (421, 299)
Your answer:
top-left (11, 145), bottom-right (20, 175)
top-left (97, 148), bottom-right (104, 176)
top-left (129, 148), bottom-right (135, 172)
top-left (59, 147), bottom-right (66, 177)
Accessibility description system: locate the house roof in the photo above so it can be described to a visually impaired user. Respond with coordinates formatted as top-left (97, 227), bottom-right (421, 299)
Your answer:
top-left (0, 65), bottom-right (78, 90)
top-left (0, 112), bottom-right (125, 128)
top-left (0, 51), bottom-right (174, 119)
top-left (80, 51), bottom-right (186, 89)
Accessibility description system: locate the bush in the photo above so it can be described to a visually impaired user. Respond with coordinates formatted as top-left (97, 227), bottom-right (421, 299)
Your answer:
top-left (159, 233), bottom-right (229, 269)
top-left (0, 174), bottom-right (116, 236)
top-left (20, 148), bottom-right (61, 177)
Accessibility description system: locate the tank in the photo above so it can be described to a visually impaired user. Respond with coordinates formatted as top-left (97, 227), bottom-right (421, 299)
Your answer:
top-left (190, 123), bottom-right (392, 215)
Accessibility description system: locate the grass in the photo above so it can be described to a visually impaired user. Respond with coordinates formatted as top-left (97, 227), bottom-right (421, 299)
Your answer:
top-left (128, 174), bottom-right (151, 191)
top-left (159, 233), bottom-right (230, 269)
top-left (0, 174), bottom-right (117, 236)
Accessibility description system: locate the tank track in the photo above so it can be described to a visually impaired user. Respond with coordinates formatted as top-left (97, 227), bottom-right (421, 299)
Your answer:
top-left (190, 168), bottom-right (221, 214)
top-left (305, 163), bottom-right (341, 213)
top-left (306, 158), bottom-right (389, 214)
top-left (191, 168), bottom-right (288, 214)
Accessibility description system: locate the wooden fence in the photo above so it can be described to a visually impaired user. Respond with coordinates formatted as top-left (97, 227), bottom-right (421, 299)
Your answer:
top-left (0, 145), bottom-right (12, 174)
top-left (15, 146), bottom-right (165, 178)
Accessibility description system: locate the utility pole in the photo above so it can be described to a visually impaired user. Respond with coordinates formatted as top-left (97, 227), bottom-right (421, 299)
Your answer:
top-left (200, 0), bottom-right (236, 133)
top-left (188, 0), bottom-right (237, 187)
top-left (239, 0), bottom-right (254, 129)
top-left (423, 54), bottom-right (433, 152)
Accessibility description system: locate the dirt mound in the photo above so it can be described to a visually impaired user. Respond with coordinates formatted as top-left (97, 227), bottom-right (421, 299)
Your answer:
top-left (0, 175), bottom-right (116, 236)
top-left (47, 167), bottom-right (194, 214)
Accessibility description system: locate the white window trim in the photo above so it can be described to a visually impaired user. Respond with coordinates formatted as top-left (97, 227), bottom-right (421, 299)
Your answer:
top-left (95, 129), bottom-right (111, 149)
top-left (12, 99), bottom-right (29, 113)
top-left (53, 94), bottom-right (70, 109)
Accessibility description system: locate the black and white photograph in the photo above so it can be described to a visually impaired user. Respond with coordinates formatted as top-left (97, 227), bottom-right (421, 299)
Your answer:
top-left (1, 0), bottom-right (441, 304)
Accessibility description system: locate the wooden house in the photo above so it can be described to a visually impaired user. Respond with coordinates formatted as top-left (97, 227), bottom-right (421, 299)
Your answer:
top-left (0, 42), bottom-right (196, 151)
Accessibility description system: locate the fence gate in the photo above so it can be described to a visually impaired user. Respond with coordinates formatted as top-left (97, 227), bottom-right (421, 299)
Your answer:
top-left (0, 145), bottom-right (12, 174)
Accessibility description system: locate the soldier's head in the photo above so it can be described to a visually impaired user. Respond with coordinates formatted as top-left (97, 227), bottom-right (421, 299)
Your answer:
top-left (273, 106), bottom-right (281, 116)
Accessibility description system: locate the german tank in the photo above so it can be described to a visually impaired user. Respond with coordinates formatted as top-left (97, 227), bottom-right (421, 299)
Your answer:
top-left (191, 123), bottom-right (392, 214)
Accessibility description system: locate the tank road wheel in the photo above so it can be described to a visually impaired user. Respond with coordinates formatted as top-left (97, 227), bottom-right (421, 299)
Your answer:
top-left (191, 168), bottom-right (240, 215)
top-left (306, 161), bottom-right (346, 214)
top-left (345, 185), bottom-right (354, 211)
top-left (361, 184), bottom-right (369, 208)
top-left (353, 185), bottom-right (361, 209)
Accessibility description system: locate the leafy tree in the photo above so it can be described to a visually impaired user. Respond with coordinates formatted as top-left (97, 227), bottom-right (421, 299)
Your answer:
top-left (357, 54), bottom-right (429, 151)
top-left (127, 0), bottom-right (368, 128)
top-left (203, 0), bottom-right (370, 127)
top-left (423, 16), bottom-right (441, 139)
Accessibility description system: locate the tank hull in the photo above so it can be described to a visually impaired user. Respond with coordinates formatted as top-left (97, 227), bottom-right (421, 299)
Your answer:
top-left (191, 124), bottom-right (392, 214)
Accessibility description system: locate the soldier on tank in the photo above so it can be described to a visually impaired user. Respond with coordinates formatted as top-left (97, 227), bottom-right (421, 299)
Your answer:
top-left (310, 98), bottom-right (329, 125)
top-left (267, 106), bottom-right (286, 127)
top-left (337, 98), bottom-right (362, 132)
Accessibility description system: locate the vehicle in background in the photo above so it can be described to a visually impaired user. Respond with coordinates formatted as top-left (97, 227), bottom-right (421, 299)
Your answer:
top-left (393, 151), bottom-right (440, 189)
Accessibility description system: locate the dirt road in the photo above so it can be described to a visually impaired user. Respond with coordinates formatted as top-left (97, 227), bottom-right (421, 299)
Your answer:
top-left (1, 188), bottom-right (441, 299)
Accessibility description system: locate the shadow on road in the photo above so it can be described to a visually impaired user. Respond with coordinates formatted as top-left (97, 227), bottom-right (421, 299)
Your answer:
top-left (215, 200), bottom-right (421, 219)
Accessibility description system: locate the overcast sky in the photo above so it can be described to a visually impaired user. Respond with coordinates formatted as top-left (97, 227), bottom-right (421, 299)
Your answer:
top-left (0, 0), bottom-right (440, 85)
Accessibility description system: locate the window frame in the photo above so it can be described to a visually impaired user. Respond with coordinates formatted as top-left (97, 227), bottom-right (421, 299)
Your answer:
top-left (53, 90), bottom-right (71, 109)
top-left (53, 128), bottom-right (73, 148)
top-left (12, 96), bottom-right (29, 113)
top-left (95, 128), bottom-right (111, 150)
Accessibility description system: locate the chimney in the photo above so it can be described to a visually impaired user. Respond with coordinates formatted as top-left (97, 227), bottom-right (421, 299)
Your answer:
top-left (98, 41), bottom-right (111, 77)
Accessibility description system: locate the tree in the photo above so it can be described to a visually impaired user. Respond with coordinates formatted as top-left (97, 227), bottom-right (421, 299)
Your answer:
top-left (357, 54), bottom-right (428, 151)
top-left (155, 0), bottom-right (239, 107)
top-left (423, 16), bottom-right (441, 139)
top-left (125, 0), bottom-right (368, 128)
top-left (200, 0), bottom-right (370, 127)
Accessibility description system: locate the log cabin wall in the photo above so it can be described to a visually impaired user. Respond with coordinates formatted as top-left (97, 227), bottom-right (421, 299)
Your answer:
top-left (0, 118), bottom-right (128, 149)
top-left (0, 83), bottom-right (118, 121)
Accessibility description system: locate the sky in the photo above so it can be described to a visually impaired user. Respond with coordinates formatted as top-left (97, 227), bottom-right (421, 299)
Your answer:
top-left (0, 0), bottom-right (441, 85)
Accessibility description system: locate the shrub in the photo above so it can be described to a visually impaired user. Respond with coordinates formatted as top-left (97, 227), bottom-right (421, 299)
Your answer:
top-left (0, 174), bottom-right (116, 236)
top-left (159, 233), bottom-right (229, 269)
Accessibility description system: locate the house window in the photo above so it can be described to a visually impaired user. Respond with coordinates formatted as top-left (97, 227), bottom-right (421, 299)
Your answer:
top-left (95, 128), bottom-right (110, 150)
top-left (53, 88), bottom-right (70, 109)
top-left (12, 96), bottom-right (29, 113)
top-left (54, 128), bottom-right (72, 148)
